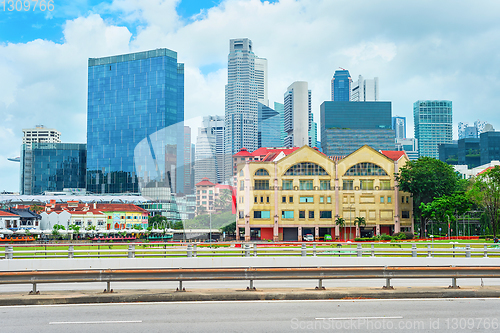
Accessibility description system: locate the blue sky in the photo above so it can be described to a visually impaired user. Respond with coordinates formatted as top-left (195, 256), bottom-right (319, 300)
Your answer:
top-left (1, 0), bottom-right (500, 192)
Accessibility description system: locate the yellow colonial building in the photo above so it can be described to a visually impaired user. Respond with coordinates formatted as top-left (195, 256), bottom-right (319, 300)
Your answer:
top-left (236, 145), bottom-right (413, 241)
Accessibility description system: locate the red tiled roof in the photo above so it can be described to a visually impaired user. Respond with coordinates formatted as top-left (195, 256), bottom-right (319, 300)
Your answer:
top-left (478, 166), bottom-right (495, 175)
top-left (233, 148), bottom-right (253, 157)
top-left (0, 211), bottom-right (19, 217)
top-left (215, 184), bottom-right (234, 191)
top-left (96, 204), bottom-right (148, 213)
top-left (251, 147), bottom-right (300, 157)
top-left (67, 210), bottom-right (105, 215)
top-left (196, 177), bottom-right (216, 186)
top-left (381, 150), bottom-right (406, 161)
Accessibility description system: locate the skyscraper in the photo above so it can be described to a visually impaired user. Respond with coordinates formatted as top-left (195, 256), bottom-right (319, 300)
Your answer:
top-left (195, 116), bottom-right (225, 185)
top-left (392, 116), bottom-right (406, 139)
top-left (22, 125), bottom-right (61, 144)
top-left (258, 103), bottom-right (281, 148)
top-left (413, 100), bottom-right (452, 159)
top-left (351, 75), bottom-right (379, 101)
top-left (284, 81), bottom-right (312, 147)
top-left (86, 48), bottom-right (184, 194)
top-left (321, 101), bottom-right (394, 156)
top-left (274, 102), bottom-right (286, 146)
top-left (331, 69), bottom-right (351, 101)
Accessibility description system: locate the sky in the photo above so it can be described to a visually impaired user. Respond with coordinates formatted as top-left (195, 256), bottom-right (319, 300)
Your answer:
top-left (1, 0), bottom-right (500, 192)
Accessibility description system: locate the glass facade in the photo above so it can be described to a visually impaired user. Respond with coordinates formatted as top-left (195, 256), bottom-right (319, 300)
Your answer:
top-left (480, 131), bottom-right (500, 165)
top-left (87, 49), bottom-right (184, 194)
top-left (20, 143), bottom-right (86, 195)
top-left (258, 102), bottom-right (282, 148)
top-left (331, 69), bottom-right (351, 101)
top-left (320, 101), bottom-right (394, 156)
top-left (413, 100), bottom-right (452, 159)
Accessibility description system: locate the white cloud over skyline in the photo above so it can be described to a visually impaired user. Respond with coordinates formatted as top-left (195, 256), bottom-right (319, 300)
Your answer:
top-left (1, 0), bottom-right (500, 192)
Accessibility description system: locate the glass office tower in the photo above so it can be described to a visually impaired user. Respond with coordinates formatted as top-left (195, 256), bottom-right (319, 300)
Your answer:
top-left (331, 69), bottom-right (352, 101)
top-left (413, 100), bottom-right (452, 159)
top-left (20, 143), bottom-right (86, 195)
top-left (258, 102), bottom-right (282, 148)
top-left (87, 49), bottom-right (184, 194)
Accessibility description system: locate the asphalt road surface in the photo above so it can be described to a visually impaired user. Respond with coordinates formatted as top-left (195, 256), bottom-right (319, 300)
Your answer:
top-left (2, 299), bottom-right (500, 333)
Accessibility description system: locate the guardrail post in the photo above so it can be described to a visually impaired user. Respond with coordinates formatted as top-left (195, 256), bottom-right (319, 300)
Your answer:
top-left (68, 245), bottom-right (74, 259)
top-left (356, 244), bottom-right (362, 257)
top-left (484, 244), bottom-right (488, 258)
top-left (247, 279), bottom-right (256, 290)
top-left (465, 244), bottom-right (471, 258)
top-left (104, 281), bottom-right (113, 293)
top-left (301, 244), bottom-right (307, 257)
top-left (427, 244), bottom-right (432, 257)
top-left (193, 244), bottom-right (197, 257)
top-left (383, 278), bottom-right (393, 289)
top-left (253, 243), bottom-right (258, 257)
top-left (450, 278), bottom-right (458, 289)
top-left (244, 244), bottom-right (250, 257)
top-left (313, 244), bottom-right (317, 257)
top-left (177, 281), bottom-right (185, 292)
top-left (316, 279), bottom-right (325, 290)
top-left (5, 245), bottom-right (13, 259)
top-left (29, 283), bottom-right (39, 295)
top-left (371, 244), bottom-right (375, 257)
top-left (128, 244), bottom-right (135, 258)
top-left (187, 244), bottom-right (193, 258)
top-left (412, 244), bottom-right (417, 257)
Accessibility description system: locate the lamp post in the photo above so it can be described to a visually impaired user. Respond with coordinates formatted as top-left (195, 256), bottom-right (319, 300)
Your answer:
top-left (209, 211), bottom-right (212, 247)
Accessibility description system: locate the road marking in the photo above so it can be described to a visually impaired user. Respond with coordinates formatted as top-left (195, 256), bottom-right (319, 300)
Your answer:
top-left (315, 316), bottom-right (403, 320)
top-left (49, 320), bottom-right (142, 325)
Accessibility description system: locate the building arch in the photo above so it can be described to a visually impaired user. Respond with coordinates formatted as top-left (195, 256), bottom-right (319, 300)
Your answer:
top-left (283, 162), bottom-right (329, 176)
top-left (254, 168), bottom-right (270, 176)
top-left (344, 162), bottom-right (388, 176)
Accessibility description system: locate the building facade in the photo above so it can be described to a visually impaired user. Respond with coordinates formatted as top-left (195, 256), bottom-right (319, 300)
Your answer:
top-left (392, 116), bottom-right (406, 139)
top-left (331, 69), bottom-right (351, 101)
top-left (395, 138), bottom-right (419, 160)
top-left (274, 102), bottom-right (286, 146)
top-left (86, 48), bottom-right (184, 194)
top-left (22, 125), bottom-right (61, 144)
top-left (195, 115), bottom-right (226, 185)
top-left (258, 102), bottom-right (282, 148)
top-left (20, 143), bottom-right (86, 195)
top-left (284, 81), bottom-right (312, 147)
top-left (480, 131), bottom-right (500, 165)
top-left (236, 146), bottom-right (412, 241)
top-left (320, 101), bottom-right (395, 156)
top-left (413, 100), bottom-right (452, 159)
top-left (350, 75), bottom-right (379, 101)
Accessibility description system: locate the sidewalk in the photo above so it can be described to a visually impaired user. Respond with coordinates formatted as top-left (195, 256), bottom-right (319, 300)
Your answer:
top-left (2, 286), bottom-right (500, 306)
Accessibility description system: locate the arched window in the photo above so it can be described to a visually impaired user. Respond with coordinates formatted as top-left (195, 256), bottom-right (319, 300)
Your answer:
top-left (344, 162), bottom-right (388, 176)
top-left (284, 162), bottom-right (329, 176)
top-left (255, 168), bottom-right (269, 176)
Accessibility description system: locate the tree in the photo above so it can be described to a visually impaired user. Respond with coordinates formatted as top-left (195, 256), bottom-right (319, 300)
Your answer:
top-left (30, 204), bottom-right (44, 214)
top-left (396, 157), bottom-right (459, 237)
top-left (215, 189), bottom-right (233, 211)
top-left (420, 193), bottom-right (472, 237)
top-left (467, 166), bottom-right (500, 238)
top-left (197, 205), bottom-right (207, 216)
top-left (354, 217), bottom-right (366, 238)
top-left (335, 217), bottom-right (346, 240)
top-left (220, 221), bottom-right (236, 236)
top-left (148, 215), bottom-right (169, 229)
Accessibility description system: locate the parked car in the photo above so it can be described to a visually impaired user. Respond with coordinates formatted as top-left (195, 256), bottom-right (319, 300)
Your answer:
top-left (303, 234), bottom-right (314, 241)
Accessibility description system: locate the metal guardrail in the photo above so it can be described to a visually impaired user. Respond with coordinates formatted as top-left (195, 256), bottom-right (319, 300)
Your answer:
top-left (1, 266), bottom-right (500, 294)
top-left (2, 242), bottom-right (500, 259)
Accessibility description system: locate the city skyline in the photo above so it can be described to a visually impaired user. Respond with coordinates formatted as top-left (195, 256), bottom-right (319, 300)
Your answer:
top-left (2, 0), bottom-right (500, 191)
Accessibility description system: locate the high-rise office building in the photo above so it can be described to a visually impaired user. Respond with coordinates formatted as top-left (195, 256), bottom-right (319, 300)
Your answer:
top-left (22, 125), bottom-right (61, 144)
top-left (331, 69), bottom-right (351, 101)
top-left (392, 116), bottom-right (406, 139)
top-left (86, 48), bottom-right (184, 194)
top-left (195, 116), bottom-right (225, 185)
top-left (320, 101), bottom-right (395, 156)
top-left (395, 138), bottom-right (418, 160)
top-left (20, 143), bottom-right (86, 195)
top-left (309, 121), bottom-right (318, 148)
top-left (457, 120), bottom-right (494, 140)
top-left (351, 75), bottom-right (379, 101)
top-left (181, 126), bottom-right (192, 195)
top-left (258, 103), bottom-right (282, 148)
top-left (284, 81), bottom-right (312, 147)
top-left (413, 100), bottom-right (452, 159)
top-left (224, 38), bottom-right (267, 181)
top-left (480, 131), bottom-right (500, 165)
top-left (274, 102), bottom-right (286, 146)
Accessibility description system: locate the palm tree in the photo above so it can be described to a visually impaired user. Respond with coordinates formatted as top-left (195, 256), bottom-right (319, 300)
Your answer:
top-left (335, 217), bottom-right (346, 240)
top-left (354, 217), bottom-right (366, 238)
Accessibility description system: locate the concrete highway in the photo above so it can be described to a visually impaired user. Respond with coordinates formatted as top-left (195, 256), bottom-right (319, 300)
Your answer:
top-left (2, 299), bottom-right (500, 332)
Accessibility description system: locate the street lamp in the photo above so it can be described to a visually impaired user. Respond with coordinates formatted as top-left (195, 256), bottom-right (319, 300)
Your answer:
top-left (209, 211), bottom-right (212, 247)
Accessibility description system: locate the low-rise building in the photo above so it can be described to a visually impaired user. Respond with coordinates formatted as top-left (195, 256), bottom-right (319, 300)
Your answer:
top-left (236, 145), bottom-right (413, 241)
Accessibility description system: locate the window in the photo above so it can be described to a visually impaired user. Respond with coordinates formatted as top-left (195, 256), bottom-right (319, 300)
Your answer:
top-left (209, 190), bottom-right (213, 194)
top-left (254, 196), bottom-right (258, 203)
top-left (284, 162), bottom-right (329, 176)
top-left (202, 190), bottom-right (207, 193)
top-left (327, 196), bottom-right (332, 203)
top-left (299, 211), bottom-right (305, 218)
top-left (239, 170), bottom-right (244, 177)
top-left (300, 196), bottom-right (314, 203)
top-left (320, 211), bottom-right (332, 219)
top-left (239, 211), bottom-right (244, 218)
top-left (388, 196), bottom-right (392, 203)
top-left (406, 196), bottom-right (409, 203)
top-left (254, 211), bottom-right (270, 219)
top-left (320, 180), bottom-right (331, 190)
top-left (299, 180), bottom-right (313, 190)
top-left (260, 196), bottom-right (264, 203)
top-left (289, 196), bottom-right (294, 203)
top-left (282, 210), bottom-right (294, 218)
top-left (360, 180), bottom-right (374, 190)
top-left (255, 168), bottom-right (269, 176)
top-left (320, 196), bottom-right (324, 203)
top-left (282, 180), bottom-right (293, 190)
top-left (240, 180), bottom-right (244, 191)
top-left (380, 196), bottom-right (385, 203)
top-left (402, 196), bottom-right (405, 203)
top-left (254, 179), bottom-right (269, 190)
top-left (343, 180), bottom-right (353, 190)
top-left (344, 163), bottom-right (388, 176)
top-left (282, 196), bottom-right (286, 203)
top-left (380, 180), bottom-right (391, 190)
top-left (402, 211), bottom-right (410, 219)
top-left (309, 211), bottom-right (315, 219)
top-left (267, 196), bottom-right (270, 203)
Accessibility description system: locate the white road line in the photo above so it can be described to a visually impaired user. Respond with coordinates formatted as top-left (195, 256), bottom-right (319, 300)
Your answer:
top-left (315, 316), bottom-right (403, 320)
top-left (49, 320), bottom-right (142, 325)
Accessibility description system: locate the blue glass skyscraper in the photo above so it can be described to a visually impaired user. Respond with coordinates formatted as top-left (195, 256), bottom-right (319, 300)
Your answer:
top-left (87, 49), bottom-right (184, 194)
top-left (331, 69), bottom-right (352, 101)
top-left (413, 100), bottom-right (452, 159)
top-left (258, 102), bottom-right (282, 148)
